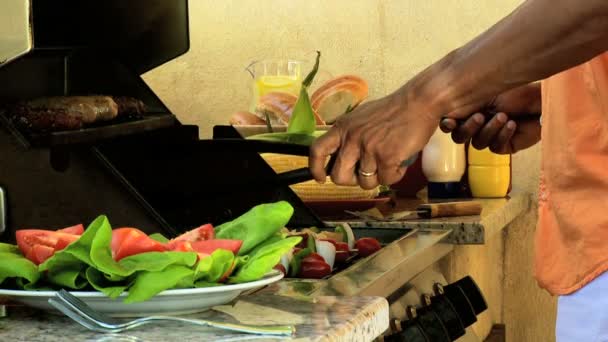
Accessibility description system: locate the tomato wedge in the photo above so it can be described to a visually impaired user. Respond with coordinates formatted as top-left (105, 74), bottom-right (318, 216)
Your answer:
top-left (57, 224), bottom-right (84, 235)
top-left (190, 240), bottom-right (242, 255)
top-left (170, 224), bottom-right (214, 243)
top-left (16, 228), bottom-right (81, 265)
top-left (25, 245), bottom-right (55, 265)
top-left (111, 228), bottom-right (166, 261)
top-left (166, 240), bottom-right (210, 260)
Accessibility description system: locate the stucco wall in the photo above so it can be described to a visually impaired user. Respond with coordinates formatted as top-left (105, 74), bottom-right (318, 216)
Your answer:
top-left (142, 0), bottom-right (525, 138)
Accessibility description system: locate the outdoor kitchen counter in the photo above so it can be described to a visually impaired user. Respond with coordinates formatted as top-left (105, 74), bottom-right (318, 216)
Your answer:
top-left (0, 293), bottom-right (389, 342)
top-left (328, 190), bottom-right (532, 244)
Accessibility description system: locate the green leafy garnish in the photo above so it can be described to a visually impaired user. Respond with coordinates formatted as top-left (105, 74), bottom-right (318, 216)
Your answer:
top-left (287, 51), bottom-right (321, 134)
top-left (125, 265), bottom-right (194, 303)
top-left (0, 201), bottom-right (299, 303)
top-left (229, 237), bottom-right (301, 283)
top-left (0, 252), bottom-right (40, 285)
top-left (215, 201), bottom-right (293, 255)
top-left (248, 51), bottom-right (323, 145)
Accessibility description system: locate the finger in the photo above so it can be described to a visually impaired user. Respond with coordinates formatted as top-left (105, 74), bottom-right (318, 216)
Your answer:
top-left (440, 118), bottom-right (457, 133)
top-left (377, 165), bottom-right (406, 186)
top-left (310, 129), bottom-right (341, 183)
top-left (510, 120), bottom-right (541, 152)
top-left (330, 133), bottom-right (360, 186)
top-left (472, 112), bottom-right (508, 149)
top-left (451, 113), bottom-right (485, 143)
top-left (490, 120), bottom-right (517, 154)
top-left (376, 156), bottom-right (407, 186)
top-left (357, 151), bottom-right (379, 190)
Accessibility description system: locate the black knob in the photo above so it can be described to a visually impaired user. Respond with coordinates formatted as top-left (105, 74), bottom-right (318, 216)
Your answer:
top-left (416, 306), bottom-right (451, 342)
top-left (449, 276), bottom-right (487, 315)
top-left (385, 319), bottom-right (430, 342)
top-left (443, 284), bottom-right (477, 327)
top-left (430, 293), bottom-right (466, 340)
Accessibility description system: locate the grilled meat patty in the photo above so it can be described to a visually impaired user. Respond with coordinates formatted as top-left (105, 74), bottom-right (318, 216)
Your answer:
top-left (9, 96), bottom-right (146, 132)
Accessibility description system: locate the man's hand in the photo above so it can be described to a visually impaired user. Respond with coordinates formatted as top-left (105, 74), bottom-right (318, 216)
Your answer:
top-left (439, 84), bottom-right (542, 154)
top-left (309, 87), bottom-right (440, 189)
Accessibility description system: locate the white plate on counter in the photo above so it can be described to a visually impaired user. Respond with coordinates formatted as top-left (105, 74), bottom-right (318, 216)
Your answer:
top-left (0, 271), bottom-right (283, 317)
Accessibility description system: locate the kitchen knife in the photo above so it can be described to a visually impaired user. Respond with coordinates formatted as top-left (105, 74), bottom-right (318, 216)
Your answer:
top-left (347, 201), bottom-right (482, 221)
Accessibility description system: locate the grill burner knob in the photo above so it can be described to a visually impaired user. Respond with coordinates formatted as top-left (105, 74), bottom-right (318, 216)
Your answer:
top-left (430, 293), bottom-right (466, 340)
top-left (447, 276), bottom-right (488, 315)
top-left (384, 275), bottom-right (488, 341)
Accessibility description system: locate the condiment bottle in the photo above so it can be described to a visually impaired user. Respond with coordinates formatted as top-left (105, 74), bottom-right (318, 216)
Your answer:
top-left (467, 145), bottom-right (510, 198)
top-left (421, 128), bottom-right (466, 198)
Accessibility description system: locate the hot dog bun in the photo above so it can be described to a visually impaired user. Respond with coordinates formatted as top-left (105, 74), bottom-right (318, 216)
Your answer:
top-left (311, 75), bottom-right (368, 123)
top-left (229, 111), bottom-right (266, 125)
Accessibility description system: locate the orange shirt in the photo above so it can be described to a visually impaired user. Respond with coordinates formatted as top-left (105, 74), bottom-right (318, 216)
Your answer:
top-left (537, 52), bottom-right (608, 295)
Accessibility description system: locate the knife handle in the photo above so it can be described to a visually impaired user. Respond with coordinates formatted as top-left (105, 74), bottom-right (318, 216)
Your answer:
top-left (417, 201), bottom-right (482, 218)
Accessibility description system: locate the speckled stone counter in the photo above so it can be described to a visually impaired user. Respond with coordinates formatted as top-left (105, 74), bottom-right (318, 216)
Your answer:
top-left (0, 294), bottom-right (389, 342)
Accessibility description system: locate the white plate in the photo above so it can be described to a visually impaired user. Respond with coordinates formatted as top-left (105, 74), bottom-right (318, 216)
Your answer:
top-left (0, 272), bottom-right (283, 317)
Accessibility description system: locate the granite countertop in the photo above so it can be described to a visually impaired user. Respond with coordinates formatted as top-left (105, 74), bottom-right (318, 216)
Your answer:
top-left (327, 191), bottom-right (531, 244)
top-left (0, 294), bottom-right (389, 342)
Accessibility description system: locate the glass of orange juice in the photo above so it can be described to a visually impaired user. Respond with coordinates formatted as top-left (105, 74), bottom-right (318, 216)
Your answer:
top-left (246, 59), bottom-right (302, 112)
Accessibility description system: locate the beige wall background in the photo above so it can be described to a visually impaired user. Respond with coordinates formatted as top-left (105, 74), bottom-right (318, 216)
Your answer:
top-left (143, 0), bottom-right (525, 138)
top-left (143, 1), bottom-right (556, 341)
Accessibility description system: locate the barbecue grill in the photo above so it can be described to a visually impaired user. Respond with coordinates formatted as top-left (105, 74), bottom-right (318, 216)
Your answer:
top-left (0, 2), bottom-right (489, 340)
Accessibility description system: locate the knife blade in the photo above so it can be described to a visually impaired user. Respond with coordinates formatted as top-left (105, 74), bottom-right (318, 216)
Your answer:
top-left (347, 201), bottom-right (482, 221)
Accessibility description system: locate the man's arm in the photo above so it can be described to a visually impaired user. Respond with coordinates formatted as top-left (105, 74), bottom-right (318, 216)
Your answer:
top-left (409, 0), bottom-right (608, 118)
top-left (310, 0), bottom-right (608, 186)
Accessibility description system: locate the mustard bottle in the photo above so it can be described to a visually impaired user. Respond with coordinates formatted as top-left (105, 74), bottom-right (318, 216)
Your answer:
top-left (467, 145), bottom-right (510, 198)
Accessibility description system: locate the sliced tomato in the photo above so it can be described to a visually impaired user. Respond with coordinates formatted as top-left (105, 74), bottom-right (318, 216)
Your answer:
top-left (170, 224), bottom-right (214, 243)
top-left (111, 227), bottom-right (166, 261)
top-left (25, 245), bottom-right (55, 265)
top-left (167, 240), bottom-right (193, 252)
top-left (54, 234), bottom-right (81, 250)
top-left (16, 229), bottom-right (81, 265)
top-left (166, 240), bottom-right (210, 260)
top-left (190, 240), bottom-right (242, 255)
top-left (57, 224), bottom-right (84, 235)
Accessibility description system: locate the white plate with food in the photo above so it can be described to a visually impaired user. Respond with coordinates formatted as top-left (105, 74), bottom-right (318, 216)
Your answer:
top-left (0, 271), bottom-right (283, 317)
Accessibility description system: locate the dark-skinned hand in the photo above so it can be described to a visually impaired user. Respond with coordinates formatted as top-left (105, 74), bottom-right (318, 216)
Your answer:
top-left (439, 83), bottom-right (542, 154)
